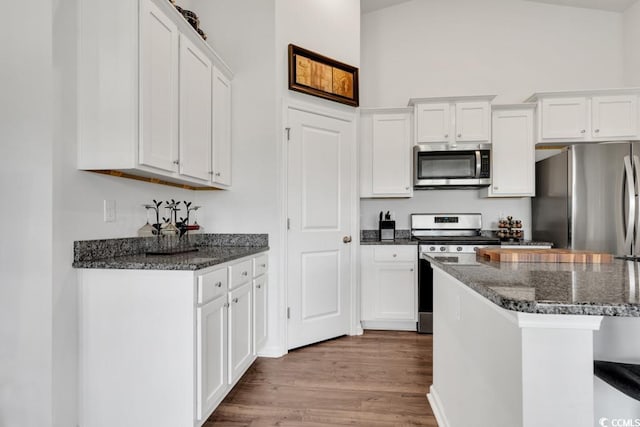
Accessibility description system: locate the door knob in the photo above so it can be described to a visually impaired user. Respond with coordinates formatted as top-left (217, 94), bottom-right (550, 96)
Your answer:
top-left (343, 235), bottom-right (352, 243)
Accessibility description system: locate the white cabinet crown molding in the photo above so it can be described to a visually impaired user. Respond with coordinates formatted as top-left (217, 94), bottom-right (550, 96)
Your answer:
top-left (408, 94), bottom-right (496, 106)
top-left (525, 87), bottom-right (640, 102)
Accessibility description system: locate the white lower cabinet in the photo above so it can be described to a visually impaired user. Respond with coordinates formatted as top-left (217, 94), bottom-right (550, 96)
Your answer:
top-left (197, 294), bottom-right (228, 420)
top-left (360, 245), bottom-right (417, 331)
top-left (79, 251), bottom-right (268, 427)
top-left (228, 282), bottom-right (253, 384)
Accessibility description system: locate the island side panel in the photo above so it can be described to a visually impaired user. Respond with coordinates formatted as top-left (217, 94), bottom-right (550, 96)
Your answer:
top-left (429, 266), bottom-right (524, 427)
top-left (78, 269), bottom-right (196, 427)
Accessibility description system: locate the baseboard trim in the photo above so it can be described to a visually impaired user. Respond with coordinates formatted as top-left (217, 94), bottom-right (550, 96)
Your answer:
top-left (257, 345), bottom-right (286, 358)
top-left (427, 385), bottom-right (450, 427)
top-left (361, 320), bottom-right (417, 331)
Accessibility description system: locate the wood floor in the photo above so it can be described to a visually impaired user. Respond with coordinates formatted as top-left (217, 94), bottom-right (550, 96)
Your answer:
top-left (205, 330), bottom-right (437, 426)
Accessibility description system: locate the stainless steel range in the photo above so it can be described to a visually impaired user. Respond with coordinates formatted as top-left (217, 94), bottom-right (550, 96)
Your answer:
top-left (411, 213), bottom-right (500, 333)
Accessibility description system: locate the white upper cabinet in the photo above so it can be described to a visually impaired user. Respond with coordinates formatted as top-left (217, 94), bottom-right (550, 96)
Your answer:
top-left (481, 104), bottom-right (536, 198)
top-left (139, 0), bottom-right (180, 173)
top-left (212, 68), bottom-right (232, 187)
top-left (78, 0), bottom-right (233, 189)
top-left (410, 95), bottom-right (495, 147)
top-left (592, 95), bottom-right (638, 139)
top-left (360, 108), bottom-right (413, 198)
top-left (455, 101), bottom-right (491, 142)
top-left (179, 35), bottom-right (213, 182)
top-left (527, 89), bottom-right (640, 143)
top-left (415, 103), bottom-right (450, 143)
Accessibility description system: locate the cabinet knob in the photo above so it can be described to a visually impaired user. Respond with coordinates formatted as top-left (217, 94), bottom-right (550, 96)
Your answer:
top-left (595, 129), bottom-right (600, 133)
top-left (215, 172), bottom-right (221, 177)
top-left (261, 263), bottom-right (267, 268)
top-left (173, 160), bottom-right (180, 165)
top-left (493, 186), bottom-right (498, 190)
top-left (405, 186), bottom-right (410, 190)
top-left (242, 271), bottom-right (248, 276)
top-left (580, 129), bottom-right (586, 134)
top-left (215, 281), bottom-right (222, 288)
top-left (233, 298), bottom-right (239, 303)
top-left (393, 254), bottom-right (397, 257)
top-left (343, 236), bottom-right (352, 244)
top-left (223, 302), bottom-right (229, 308)
top-left (457, 133), bottom-right (462, 138)
top-left (410, 268), bottom-right (414, 272)
top-left (444, 134), bottom-right (449, 138)
top-left (208, 171), bottom-right (214, 175)
top-left (256, 284), bottom-right (261, 289)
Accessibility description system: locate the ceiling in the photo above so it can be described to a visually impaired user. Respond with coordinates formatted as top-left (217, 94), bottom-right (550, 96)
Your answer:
top-left (360, 0), bottom-right (638, 14)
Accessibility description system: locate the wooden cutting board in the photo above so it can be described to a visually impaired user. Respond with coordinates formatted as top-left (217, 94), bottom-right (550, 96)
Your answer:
top-left (476, 248), bottom-right (614, 263)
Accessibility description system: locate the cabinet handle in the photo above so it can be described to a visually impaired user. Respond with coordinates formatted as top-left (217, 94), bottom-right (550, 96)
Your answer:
top-left (393, 254), bottom-right (397, 257)
top-left (233, 298), bottom-right (239, 303)
top-left (208, 171), bottom-right (214, 175)
top-left (173, 160), bottom-right (180, 165)
top-left (261, 263), bottom-right (267, 268)
top-left (405, 186), bottom-right (410, 190)
top-left (410, 268), bottom-right (414, 272)
top-left (457, 133), bottom-right (462, 138)
top-left (493, 186), bottom-right (499, 190)
top-left (242, 271), bottom-right (248, 276)
top-left (223, 302), bottom-right (229, 308)
top-left (215, 172), bottom-right (221, 177)
top-left (256, 284), bottom-right (262, 289)
top-left (215, 281), bottom-right (222, 288)
top-left (444, 134), bottom-right (449, 138)
top-left (580, 129), bottom-right (586, 134)
top-left (595, 129), bottom-right (600, 133)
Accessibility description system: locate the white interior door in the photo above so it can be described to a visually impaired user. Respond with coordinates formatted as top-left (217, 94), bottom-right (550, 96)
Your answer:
top-left (286, 107), bottom-right (354, 350)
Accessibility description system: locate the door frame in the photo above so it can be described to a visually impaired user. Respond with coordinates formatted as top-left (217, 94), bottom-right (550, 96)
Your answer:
top-left (279, 99), bottom-right (362, 354)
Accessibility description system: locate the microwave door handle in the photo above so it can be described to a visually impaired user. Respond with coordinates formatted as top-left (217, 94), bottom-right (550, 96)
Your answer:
top-left (475, 151), bottom-right (481, 178)
top-left (623, 155), bottom-right (635, 254)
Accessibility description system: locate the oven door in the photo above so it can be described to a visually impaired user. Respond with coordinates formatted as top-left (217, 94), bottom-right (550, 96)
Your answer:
top-left (414, 145), bottom-right (491, 188)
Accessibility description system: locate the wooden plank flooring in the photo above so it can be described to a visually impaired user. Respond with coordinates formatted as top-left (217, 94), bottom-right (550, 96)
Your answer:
top-left (205, 330), bottom-right (437, 426)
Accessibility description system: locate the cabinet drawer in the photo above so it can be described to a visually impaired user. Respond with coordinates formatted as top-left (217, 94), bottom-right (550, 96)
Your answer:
top-left (229, 259), bottom-right (252, 289)
top-left (253, 254), bottom-right (268, 277)
top-left (198, 268), bottom-right (227, 305)
top-left (373, 246), bottom-right (416, 262)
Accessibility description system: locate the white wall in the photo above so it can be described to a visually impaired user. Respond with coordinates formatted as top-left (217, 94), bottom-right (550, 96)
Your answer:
top-left (624, 0), bottom-right (640, 85)
top-left (0, 2), bottom-right (53, 426)
top-left (360, 0), bottom-right (625, 238)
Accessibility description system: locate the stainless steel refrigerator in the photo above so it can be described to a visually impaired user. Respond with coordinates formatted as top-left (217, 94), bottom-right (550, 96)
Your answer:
top-left (532, 143), bottom-right (640, 257)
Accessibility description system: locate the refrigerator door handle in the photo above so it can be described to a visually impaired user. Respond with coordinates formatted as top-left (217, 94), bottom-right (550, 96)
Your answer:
top-left (623, 155), bottom-right (635, 254)
top-left (633, 155), bottom-right (640, 255)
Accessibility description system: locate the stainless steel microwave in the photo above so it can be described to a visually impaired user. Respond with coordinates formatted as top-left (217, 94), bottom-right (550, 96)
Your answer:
top-left (413, 144), bottom-right (491, 189)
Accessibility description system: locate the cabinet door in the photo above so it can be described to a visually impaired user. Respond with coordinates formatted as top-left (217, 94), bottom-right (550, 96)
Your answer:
top-left (415, 103), bottom-right (451, 143)
top-left (371, 113), bottom-right (412, 196)
top-left (540, 97), bottom-right (588, 140)
top-left (212, 67), bottom-right (232, 186)
top-left (253, 275), bottom-right (267, 354)
top-left (490, 108), bottom-right (535, 196)
top-left (196, 295), bottom-right (227, 421)
top-left (139, 0), bottom-right (179, 173)
top-left (228, 283), bottom-right (252, 385)
top-left (592, 95), bottom-right (639, 139)
top-left (455, 101), bottom-right (490, 143)
top-left (371, 263), bottom-right (416, 320)
top-left (179, 35), bottom-right (212, 181)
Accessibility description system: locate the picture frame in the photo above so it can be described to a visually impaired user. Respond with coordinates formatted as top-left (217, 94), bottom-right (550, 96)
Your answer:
top-left (288, 44), bottom-right (359, 107)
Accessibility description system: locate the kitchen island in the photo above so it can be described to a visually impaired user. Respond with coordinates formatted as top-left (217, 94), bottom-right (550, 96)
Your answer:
top-left (427, 255), bottom-right (640, 427)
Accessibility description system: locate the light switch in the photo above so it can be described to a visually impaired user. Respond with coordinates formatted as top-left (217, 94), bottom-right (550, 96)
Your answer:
top-left (104, 200), bottom-right (116, 222)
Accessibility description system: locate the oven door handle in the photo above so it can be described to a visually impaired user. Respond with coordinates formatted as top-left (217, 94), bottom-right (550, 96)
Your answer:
top-left (475, 151), bottom-right (481, 178)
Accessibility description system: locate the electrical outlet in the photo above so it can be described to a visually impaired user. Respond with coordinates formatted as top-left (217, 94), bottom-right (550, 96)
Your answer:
top-left (104, 200), bottom-right (116, 222)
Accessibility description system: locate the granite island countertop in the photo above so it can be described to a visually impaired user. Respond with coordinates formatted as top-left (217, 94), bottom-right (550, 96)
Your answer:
top-left (73, 234), bottom-right (269, 271)
top-left (426, 254), bottom-right (640, 317)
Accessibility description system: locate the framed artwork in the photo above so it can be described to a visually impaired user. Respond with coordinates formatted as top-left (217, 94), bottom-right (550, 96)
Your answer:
top-left (288, 44), bottom-right (359, 107)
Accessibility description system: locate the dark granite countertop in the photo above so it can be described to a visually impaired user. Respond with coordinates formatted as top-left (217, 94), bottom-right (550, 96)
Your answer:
top-left (73, 234), bottom-right (268, 271)
top-left (427, 255), bottom-right (640, 317)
